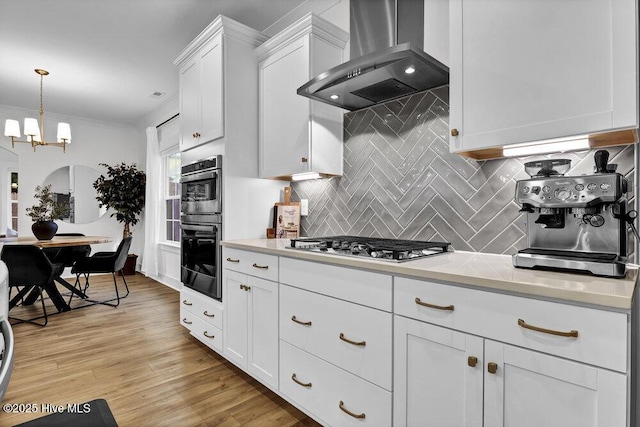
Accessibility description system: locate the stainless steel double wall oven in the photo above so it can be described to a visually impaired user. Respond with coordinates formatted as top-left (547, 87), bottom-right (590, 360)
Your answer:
top-left (180, 155), bottom-right (222, 300)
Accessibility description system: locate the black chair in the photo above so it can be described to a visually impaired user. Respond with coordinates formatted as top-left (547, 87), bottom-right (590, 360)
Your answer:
top-left (1, 245), bottom-right (66, 326)
top-left (70, 236), bottom-right (132, 307)
top-left (42, 233), bottom-right (92, 268)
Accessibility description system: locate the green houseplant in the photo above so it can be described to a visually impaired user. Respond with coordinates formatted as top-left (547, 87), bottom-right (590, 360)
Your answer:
top-left (94, 163), bottom-right (146, 275)
top-left (26, 184), bottom-right (69, 240)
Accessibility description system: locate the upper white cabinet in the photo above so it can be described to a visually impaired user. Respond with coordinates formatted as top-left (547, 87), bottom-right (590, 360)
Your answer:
top-left (257, 14), bottom-right (348, 180)
top-left (175, 16), bottom-right (268, 151)
top-left (449, 0), bottom-right (638, 156)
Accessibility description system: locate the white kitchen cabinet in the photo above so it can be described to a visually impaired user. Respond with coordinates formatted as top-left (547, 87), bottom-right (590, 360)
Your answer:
top-left (256, 13), bottom-right (348, 179)
top-left (175, 16), bottom-right (268, 151)
top-left (179, 287), bottom-right (223, 353)
top-left (223, 255), bottom-right (279, 390)
top-left (484, 341), bottom-right (626, 427)
top-left (395, 316), bottom-right (626, 427)
top-left (394, 316), bottom-right (483, 427)
top-left (449, 0), bottom-right (638, 155)
top-left (177, 33), bottom-right (223, 150)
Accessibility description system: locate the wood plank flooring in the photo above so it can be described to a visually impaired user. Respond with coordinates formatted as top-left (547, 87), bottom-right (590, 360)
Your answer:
top-left (1, 274), bottom-right (321, 426)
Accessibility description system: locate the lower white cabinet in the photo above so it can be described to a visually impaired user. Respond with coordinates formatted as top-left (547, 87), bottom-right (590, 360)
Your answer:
top-left (280, 340), bottom-right (392, 426)
top-left (180, 287), bottom-right (223, 353)
top-left (395, 316), bottom-right (627, 427)
top-left (223, 269), bottom-right (279, 390)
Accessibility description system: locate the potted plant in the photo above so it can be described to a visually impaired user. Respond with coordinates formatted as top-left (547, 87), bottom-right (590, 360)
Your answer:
top-left (26, 184), bottom-right (69, 240)
top-left (93, 162), bottom-right (146, 274)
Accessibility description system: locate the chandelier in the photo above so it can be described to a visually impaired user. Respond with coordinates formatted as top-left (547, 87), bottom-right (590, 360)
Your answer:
top-left (3, 69), bottom-right (71, 152)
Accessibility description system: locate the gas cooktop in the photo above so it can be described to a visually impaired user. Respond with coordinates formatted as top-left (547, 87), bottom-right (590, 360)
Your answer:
top-left (288, 236), bottom-right (452, 262)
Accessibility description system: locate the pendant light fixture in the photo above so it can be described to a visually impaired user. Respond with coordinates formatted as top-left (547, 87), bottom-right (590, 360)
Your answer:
top-left (3, 69), bottom-right (71, 152)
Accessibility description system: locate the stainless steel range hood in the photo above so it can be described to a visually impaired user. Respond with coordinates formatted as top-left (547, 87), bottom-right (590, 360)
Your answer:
top-left (297, 0), bottom-right (449, 111)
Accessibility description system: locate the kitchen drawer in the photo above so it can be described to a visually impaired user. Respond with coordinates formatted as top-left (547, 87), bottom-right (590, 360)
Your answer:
top-left (395, 277), bottom-right (628, 372)
top-left (280, 284), bottom-right (392, 390)
top-left (180, 305), bottom-right (196, 331)
top-left (223, 248), bottom-right (278, 282)
top-left (180, 289), bottom-right (223, 329)
top-left (280, 340), bottom-right (392, 427)
top-left (189, 316), bottom-right (223, 353)
top-left (280, 257), bottom-right (392, 311)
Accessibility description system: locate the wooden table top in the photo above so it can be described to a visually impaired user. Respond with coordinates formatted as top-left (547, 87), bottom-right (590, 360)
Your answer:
top-left (0, 235), bottom-right (113, 248)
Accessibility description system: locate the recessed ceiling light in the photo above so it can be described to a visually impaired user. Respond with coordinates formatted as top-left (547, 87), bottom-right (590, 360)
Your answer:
top-left (150, 91), bottom-right (165, 99)
top-left (404, 66), bottom-right (416, 74)
top-left (330, 94), bottom-right (339, 100)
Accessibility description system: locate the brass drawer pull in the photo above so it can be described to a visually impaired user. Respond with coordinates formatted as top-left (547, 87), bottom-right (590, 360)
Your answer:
top-left (339, 401), bottom-right (365, 419)
top-left (203, 331), bottom-right (215, 339)
top-left (291, 373), bottom-right (312, 388)
top-left (291, 315), bottom-right (312, 326)
top-left (451, 128), bottom-right (459, 137)
top-left (518, 318), bottom-right (578, 338)
top-left (252, 263), bottom-right (269, 269)
top-left (203, 310), bottom-right (215, 318)
top-left (468, 356), bottom-right (478, 367)
top-left (182, 318), bottom-right (192, 325)
top-left (239, 284), bottom-right (251, 291)
top-left (488, 362), bottom-right (498, 374)
top-left (182, 299), bottom-right (193, 306)
top-left (415, 297), bottom-right (454, 311)
top-left (226, 257), bottom-right (240, 263)
top-left (339, 332), bottom-right (366, 347)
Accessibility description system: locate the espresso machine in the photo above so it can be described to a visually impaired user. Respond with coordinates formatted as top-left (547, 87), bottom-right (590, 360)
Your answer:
top-left (513, 150), bottom-right (636, 277)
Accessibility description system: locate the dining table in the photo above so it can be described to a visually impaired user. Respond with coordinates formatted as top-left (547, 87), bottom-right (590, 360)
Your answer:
top-left (0, 235), bottom-right (114, 312)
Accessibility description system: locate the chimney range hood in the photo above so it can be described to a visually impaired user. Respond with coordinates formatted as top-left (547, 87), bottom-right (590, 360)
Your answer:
top-left (297, 0), bottom-right (449, 111)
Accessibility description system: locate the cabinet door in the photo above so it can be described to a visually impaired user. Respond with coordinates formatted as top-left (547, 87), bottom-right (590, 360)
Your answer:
top-left (449, 0), bottom-right (637, 153)
top-left (179, 59), bottom-right (200, 151)
top-left (259, 37), bottom-right (311, 178)
top-left (199, 33), bottom-right (224, 143)
top-left (223, 269), bottom-right (248, 368)
top-left (484, 341), bottom-right (626, 427)
top-left (394, 316), bottom-right (483, 427)
top-left (247, 276), bottom-right (279, 389)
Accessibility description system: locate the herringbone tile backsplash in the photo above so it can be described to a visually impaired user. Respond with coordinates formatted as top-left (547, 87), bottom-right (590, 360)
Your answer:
top-left (291, 85), bottom-right (636, 256)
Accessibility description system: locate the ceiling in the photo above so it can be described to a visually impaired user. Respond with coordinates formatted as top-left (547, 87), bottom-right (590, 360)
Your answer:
top-left (0, 0), bottom-right (307, 127)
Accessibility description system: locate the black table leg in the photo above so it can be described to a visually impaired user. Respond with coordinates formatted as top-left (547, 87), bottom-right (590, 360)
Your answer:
top-left (42, 283), bottom-right (70, 312)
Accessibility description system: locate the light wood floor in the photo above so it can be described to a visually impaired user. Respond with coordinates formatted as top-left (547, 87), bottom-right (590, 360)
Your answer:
top-left (1, 274), bottom-right (321, 426)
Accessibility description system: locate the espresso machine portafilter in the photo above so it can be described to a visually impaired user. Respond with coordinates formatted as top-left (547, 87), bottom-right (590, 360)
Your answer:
top-left (512, 150), bottom-right (636, 278)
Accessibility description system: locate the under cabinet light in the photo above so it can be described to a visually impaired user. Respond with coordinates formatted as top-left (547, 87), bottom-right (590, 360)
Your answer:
top-left (291, 172), bottom-right (320, 181)
top-left (503, 136), bottom-right (590, 157)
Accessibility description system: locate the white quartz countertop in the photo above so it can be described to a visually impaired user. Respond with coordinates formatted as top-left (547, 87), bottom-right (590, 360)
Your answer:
top-left (221, 239), bottom-right (638, 310)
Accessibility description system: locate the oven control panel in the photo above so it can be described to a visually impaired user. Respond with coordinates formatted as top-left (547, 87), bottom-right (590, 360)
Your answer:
top-left (515, 173), bottom-right (626, 208)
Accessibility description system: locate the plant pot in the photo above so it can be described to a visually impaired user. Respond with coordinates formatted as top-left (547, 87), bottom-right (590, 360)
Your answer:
top-left (122, 253), bottom-right (138, 275)
top-left (32, 221), bottom-right (58, 240)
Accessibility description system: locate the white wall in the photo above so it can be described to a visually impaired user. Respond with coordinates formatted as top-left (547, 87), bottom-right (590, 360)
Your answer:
top-left (0, 104), bottom-right (145, 257)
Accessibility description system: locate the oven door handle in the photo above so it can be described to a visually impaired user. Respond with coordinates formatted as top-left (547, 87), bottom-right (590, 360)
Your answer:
top-left (181, 223), bottom-right (217, 232)
top-left (181, 170), bottom-right (217, 183)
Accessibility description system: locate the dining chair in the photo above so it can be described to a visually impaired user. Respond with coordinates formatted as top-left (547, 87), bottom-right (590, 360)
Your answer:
top-left (0, 245), bottom-right (65, 326)
top-left (42, 233), bottom-right (92, 268)
top-left (70, 236), bottom-right (132, 307)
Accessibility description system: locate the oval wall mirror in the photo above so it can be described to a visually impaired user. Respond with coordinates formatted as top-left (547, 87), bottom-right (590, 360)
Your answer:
top-left (43, 165), bottom-right (106, 224)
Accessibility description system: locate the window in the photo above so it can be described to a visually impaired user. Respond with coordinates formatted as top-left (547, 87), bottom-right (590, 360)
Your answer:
top-left (164, 152), bottom-right (181, 242)
top-left (10, 172), bottom-right (18, 232)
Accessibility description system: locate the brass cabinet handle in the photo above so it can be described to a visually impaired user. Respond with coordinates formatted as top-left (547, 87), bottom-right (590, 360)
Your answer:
top-left (468, 356), bottom-right (478, 367)
top-left (488, 362), bottom-right (498, 374)
top-left (451, 128), bottom-right (459, 137)
top-left (339, 332), bottom-right (366, 347)
top-left (291, 373), bottom-right (312, 388)
top-left (182, 299), bottom-right (193, 306)
top-left (339, 401), bottom-right (365, 419)
top-left (415, 297), bottom-right (454, 311)
top-left (239, 284), bottom-right (251, 291)
top-left (518, 318), bottom-right (578, 338)
top-left (203, 310), bottom-right (215, 318)
top-left (203, 331), bottom-right (215, 339)
top-left (252, 263), bottom-right (269, 269)
top-left (226, 257), bottom-right (240, 263)
top-left (301, 157), bottom-right (308, 163)
top-left (182, 318), bottom-right (192, 325)
top-left (291, 315), bottom-right (312, 326)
